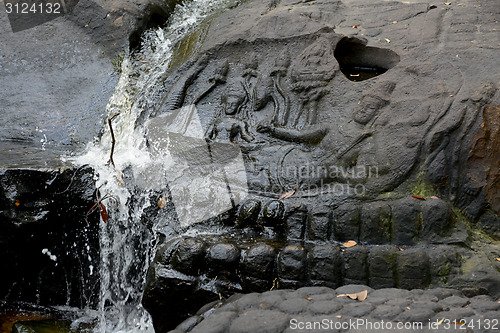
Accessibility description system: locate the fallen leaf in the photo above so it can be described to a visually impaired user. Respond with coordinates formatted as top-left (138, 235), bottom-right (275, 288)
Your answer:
top-left (15, 199), bottom-right (20, 207)
top-left (450, 94), bottom-right (454, 97)
top-left (385, 38), bottom-right (391, 43)
top-left (337, 290), bottom-right (368, 301)
top-left (158, 195), bottom-right (168, 209)
top-left (99, 203), bottom-right (109, 223)
top-left (343, 240), bottom-right (357, 248)
top-left (496, 258), bottom-right (500, 262)
top-left (454, 321), bottom-right (465, 326)
top-left (305, 297), bottom-right (312, 301)
top-left (392, 21), bottom-right (398, 24)
top-left (406, 306), bottom-right (411, 310)
top-left (356, 290), bottom-right (368, 301)
top-left (398, 247), bottom-right (407, 251)
top-left (352, 25), bottom-right (358, 28)
top-left (279, 188), bottom-right (296, 200)
top-left (430, 196), bottom-right (439, 199)
top-left (411, 195), bottom-right (426, 200)
top-left (437, 318), bottom-right (445, 325)
top-left (444, 2), bottom-right (451, 5)
top-left (336, 315), bottom-right (342, 318)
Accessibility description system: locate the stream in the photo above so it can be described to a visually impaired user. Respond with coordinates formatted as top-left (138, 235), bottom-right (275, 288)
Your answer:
top-left (66, 0), bottom-right (238, 331)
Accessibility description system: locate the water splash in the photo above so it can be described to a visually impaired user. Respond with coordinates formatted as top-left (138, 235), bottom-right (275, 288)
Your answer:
top-left (71, 0), bottom-right (241, 331)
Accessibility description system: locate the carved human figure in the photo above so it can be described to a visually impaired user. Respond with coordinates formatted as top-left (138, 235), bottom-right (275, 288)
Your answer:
top-left (288, 36), bottom-right (338, 128)
top-left (253, 58), bottom-right (468, 196)
top-left (205, 88), bottom-right (255, 143)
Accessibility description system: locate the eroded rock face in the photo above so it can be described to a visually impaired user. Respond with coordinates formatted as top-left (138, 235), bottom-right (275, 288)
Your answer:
top-left (467, 105), bottom-right (500, 217)
top-left (142, 0), bottom-right (500, 330)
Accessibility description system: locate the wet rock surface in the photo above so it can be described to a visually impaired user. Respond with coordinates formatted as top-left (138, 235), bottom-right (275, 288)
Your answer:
top-left (0, 167), bottom-right (100, 308)
top-left (0, 0), bottom-right (181, 168)
top-left (171, 285), bottom-right (500, 333)
top-left (0, 0), bottom-right (179, 312)
top-left (142, 0), bottom-right (500, 330)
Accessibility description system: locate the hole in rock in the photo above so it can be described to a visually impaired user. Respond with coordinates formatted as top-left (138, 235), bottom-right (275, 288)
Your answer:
top-left (334, 37), bottom-right (400, 82)
top-left (129, 1), bottom-right (183, 51)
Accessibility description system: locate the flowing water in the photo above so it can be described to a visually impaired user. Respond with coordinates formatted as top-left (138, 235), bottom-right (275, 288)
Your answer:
top-left (66, 0), bottom-right (240, 331)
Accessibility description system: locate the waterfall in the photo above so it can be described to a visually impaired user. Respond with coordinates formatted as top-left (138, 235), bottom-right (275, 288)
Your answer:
top-left (70, 0), bottom-right (239, 331)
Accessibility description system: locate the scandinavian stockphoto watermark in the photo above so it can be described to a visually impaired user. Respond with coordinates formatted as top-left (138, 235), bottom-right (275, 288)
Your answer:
top-left (281, 160), bottom-right (379, 196)
top-left (146, 105), bottom-right (248, 228)
top-left (289, 318), bottom-right (500, 331)
top-left (3, 0), bottom-right (79, 32)
top-left (144, 104), bottom-right (382, 227)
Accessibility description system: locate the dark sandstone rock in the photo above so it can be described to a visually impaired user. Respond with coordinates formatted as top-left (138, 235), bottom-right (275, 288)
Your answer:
top-left (237, 199), bottom-right (261, 228)
top-left (68, 0), bottom-right (182, 55)
top-left (206, 243), bottom-right (241, 277)
top-left (175, 315), bottom-right (202, 333)
top-left (307, 205), bottom-right (332, 241)
top-left (278, 298), bottom-right (311, 315)
top-left (182, 286), bottom-right (500, 333)
top-left (144, 235), bottom-right (498, 330)
top-left (240, 243), bottom-right (277, 291)
top-left (309, 300), bottom-right (343, 315)
top-left (284, 203), bottom-right (307, 240)
top-left (141, 0), bottom-right (500, 329)
top-left (308, 244), bottom-right (341, 288)
top-left (465, 105), bottom-right (500, 216)
top-left (397, 247), bottom-right (430, 289)
top-left (368, 245), bottom-right (398, 288)
top-left (142, 265), bottom-right (216, 333)
top-left (277, 245), bottom-right (307, 288)
top-left (0, 0), bottom-right (186, 311)
top-left (333, 203), bottom-right (360, 242)
top-left (228, 309), bottom-right (290, 333)
top-left (190, 311), bottom-right (236, 333)
top-left (421, 198), bottom-right (454, 241)
top-left (170, 238), bottom-right (206, 275)
top-left (342, 245), bottom-right (369, 285)
top-left (477, 211), bottom-right (500, 240)
top-left (359, 201), bottom-right (392, 244)
top-left (390, 197), bottom-right (422, 245)
top-left (0, 167), bottom-right (99, 308)
top-left (262, 200), bottom-right (286, 229)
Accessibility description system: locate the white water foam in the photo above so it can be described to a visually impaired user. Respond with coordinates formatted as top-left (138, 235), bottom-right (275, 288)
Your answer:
top-left (70, 0), bottom-right (241, 331)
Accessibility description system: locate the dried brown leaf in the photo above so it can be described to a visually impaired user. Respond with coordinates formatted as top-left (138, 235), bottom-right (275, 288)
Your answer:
top-left (279, 188), bottom-right (296, 200)
top-left (337, 290), bottom-right (368, 301)
top-left (158, 195), bottom-right (168, 209)
top-left (99, 203), bottom-right (109, 223)
top-left (343, 240), bottom-right (357, 248)
top-left (411, 195), bottom-right (426, 200)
